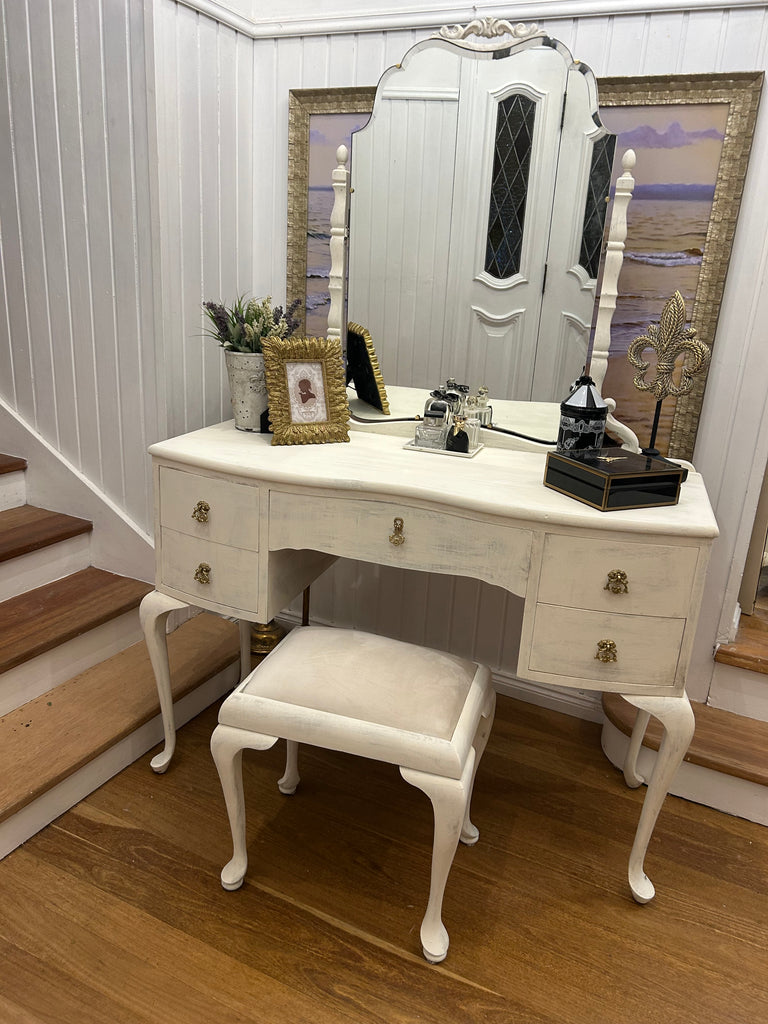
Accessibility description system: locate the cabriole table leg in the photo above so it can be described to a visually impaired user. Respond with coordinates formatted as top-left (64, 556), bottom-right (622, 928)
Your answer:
top-left (620, 692), bottom-right (695, 904)
top-left (139, 590), bottom-right (191, 773)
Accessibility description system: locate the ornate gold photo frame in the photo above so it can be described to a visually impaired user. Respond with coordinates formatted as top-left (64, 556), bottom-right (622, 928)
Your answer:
top-left (263, 336), bottom-right (350, 445)
top-left (287, 73), bottom-right (762, 459)
top-left (346, 321), bottom-right (390, 414)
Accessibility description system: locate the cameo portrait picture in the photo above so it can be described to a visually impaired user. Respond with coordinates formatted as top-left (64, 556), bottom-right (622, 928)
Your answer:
top-left (262, 336), bottom-right (350, 445)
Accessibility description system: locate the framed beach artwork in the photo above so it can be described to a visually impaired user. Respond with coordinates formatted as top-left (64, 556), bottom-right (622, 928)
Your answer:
top-left (597, 73), bottom-right (762, 458)
top-left (287, 73), bottom-right (761, 459)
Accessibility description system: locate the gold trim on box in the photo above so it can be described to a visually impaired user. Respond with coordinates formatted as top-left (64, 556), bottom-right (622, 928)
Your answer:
top-left (263, 336), bottom-right (350, 446)
top-left (347, 320), bottom-right (390, 414)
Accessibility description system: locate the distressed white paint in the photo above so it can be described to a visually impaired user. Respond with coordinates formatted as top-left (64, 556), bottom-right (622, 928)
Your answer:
top-left (2, 0), bottom-right (768, 720)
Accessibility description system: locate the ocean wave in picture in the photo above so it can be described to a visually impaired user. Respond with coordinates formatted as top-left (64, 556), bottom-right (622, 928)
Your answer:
top-left (305, 291), bottom-right (330, 311)
top-left (308, 230), bottom-right (331, 241)
top-left (625, 249), bottom-right (703, 267)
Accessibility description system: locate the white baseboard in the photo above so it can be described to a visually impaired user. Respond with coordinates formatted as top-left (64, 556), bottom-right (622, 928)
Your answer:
top-left (0, 661), bottom-right (241, 861)
top-left (0, 534), bottom-right (92, 604)
top-left (601, 718), bottom-right (767, 826)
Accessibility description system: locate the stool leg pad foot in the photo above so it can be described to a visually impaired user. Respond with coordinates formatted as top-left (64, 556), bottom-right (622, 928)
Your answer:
top-left (460, 822), bottom-right (479, 845)
top-left (221, 859), bottom-right (246, 891)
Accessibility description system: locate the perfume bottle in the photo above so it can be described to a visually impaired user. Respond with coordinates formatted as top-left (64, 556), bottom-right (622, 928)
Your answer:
top-left (556, 374), bottom-right (608, 454)
top-left (464, 397), bottom-right (481, 449)
top-left (445, 416), bottom-right (470, 454)
top-left (414, 410), bottom-right (449, 449)
top-left (475, 385), bottom-right (493, 426)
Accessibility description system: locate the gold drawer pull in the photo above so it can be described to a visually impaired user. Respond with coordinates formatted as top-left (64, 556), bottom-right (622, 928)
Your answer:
top-left (191, 500), bottom-right (210, 523)
top-left (193, 562), bottom-right (212, 585)
top-left (595, 639), bottom-right (618, 663)
top-left (389, 517), bottom-right (405, 546)
top-left (604, 569), bottom-right (629, 594)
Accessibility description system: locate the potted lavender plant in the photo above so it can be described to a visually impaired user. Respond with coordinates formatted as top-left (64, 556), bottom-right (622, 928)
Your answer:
top-left (203, 295), bottom-right (301, 431)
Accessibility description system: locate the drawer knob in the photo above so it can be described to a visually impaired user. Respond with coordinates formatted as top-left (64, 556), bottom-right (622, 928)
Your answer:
top-left (604, 569), bottom-right (629, 594)
top-left (389, 517), bottom-right (405, 546)
top-left (193, 562), bottom-right (212, 585)
top-left (191, 500), bottom-right (210, 523)
top-left (595, 639), bottom-right (618, 663)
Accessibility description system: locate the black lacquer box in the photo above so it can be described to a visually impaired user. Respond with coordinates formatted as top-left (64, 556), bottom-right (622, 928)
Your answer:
top-left (544, 448), bottom-right (687, 511)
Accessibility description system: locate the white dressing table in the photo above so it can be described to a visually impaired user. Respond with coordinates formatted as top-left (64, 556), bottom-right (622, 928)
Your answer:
top-left (140, 420), bottom-right (718, 903)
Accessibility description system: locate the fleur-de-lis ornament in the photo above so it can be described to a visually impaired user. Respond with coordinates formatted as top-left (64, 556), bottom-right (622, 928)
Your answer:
top-left (626, 291), bottom-right (710, 454)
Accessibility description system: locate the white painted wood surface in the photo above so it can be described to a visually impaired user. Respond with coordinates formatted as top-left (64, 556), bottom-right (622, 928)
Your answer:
top-left (2, 0), bottom-right (768, 714)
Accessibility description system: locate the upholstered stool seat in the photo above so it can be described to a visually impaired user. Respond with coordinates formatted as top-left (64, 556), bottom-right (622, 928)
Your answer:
top-left (211, 625), bottom-right (495, 963)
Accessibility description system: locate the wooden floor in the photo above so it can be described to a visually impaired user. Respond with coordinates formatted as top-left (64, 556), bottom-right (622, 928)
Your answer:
top-left (1, 695), bottom-right (766, 1024)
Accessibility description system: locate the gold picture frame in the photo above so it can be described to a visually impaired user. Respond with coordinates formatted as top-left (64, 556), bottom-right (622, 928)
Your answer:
top-left (346, 321), bottom-right (390, 414)
top-left (287, 73), bottom-right (762, 459)
top-left (597, 72), bottom-right (763, 459)
top-left (263, 336), bottom-right (350, 445)
top-left (287, 87), bottom-right (376, 337)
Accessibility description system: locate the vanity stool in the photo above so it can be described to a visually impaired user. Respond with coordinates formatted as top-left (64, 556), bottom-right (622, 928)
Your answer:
top-left (210, 625), bottom-right (496, 963)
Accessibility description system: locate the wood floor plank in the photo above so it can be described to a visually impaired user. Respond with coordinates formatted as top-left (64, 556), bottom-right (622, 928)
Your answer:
top-left (0, 566), bottom-right (152, 672)
top-left (1, 695), bottom-right (766, 1023)
top-left (0, 504), bottom-right (91, 562)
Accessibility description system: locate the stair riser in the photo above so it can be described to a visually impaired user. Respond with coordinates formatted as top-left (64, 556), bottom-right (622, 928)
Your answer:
top-left (0, 471), bottom-right (26, 512)
top-left (0, 662), bottom-right (240, 859)
top-left (0, 533), bottom-right (91, 603)
top-left (0, 609), bottom-right (144, 717)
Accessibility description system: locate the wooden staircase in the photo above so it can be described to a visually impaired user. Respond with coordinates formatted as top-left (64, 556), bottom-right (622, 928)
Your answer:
top-left (0, 453), bottom-right (241, 858)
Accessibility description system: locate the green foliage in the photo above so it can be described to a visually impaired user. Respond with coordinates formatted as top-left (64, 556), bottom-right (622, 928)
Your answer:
top-left (202, 295), bottom-right (302, 353)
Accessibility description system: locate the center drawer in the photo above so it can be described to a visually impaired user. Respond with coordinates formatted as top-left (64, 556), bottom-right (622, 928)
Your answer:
top-left (269, 491), bottom-right (531, 592)
top-left (537, 534), bottom-right (699, 618)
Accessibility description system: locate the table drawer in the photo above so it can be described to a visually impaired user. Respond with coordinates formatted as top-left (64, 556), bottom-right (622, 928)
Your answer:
top-left (527, 604), bottom-right (685, 690)
top-left (159, 528), bottom-right (260, 610)
top-left (537, 535), bottom-right (699, 618)
top-left (159, 467), bottom-right (259, 551)
top-left (269, 491), bottom-right (531, 592)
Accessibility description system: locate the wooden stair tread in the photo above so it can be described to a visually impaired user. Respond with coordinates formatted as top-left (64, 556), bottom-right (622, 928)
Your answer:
top-left (0, 613), bottom-right (240, 823)
top-left (0, 505), bottom-right (92, 563)
top-left (0, 455), bottom-right (26, 475)
top-left (715, 605), bottom-right (768, 673)
top-left (0, 567), bottom-right (153, 673)
top-left (603, 693), bottom-right (768, 787)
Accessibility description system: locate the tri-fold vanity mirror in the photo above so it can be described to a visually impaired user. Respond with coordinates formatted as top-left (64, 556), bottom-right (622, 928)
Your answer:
top-left (323, 18), bottom-right (638, 449)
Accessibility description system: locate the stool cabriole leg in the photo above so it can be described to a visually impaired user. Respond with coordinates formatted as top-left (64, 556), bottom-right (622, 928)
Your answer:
top-left (211, 724), bottom-right (278, 891)
top-left (278, 740), bottom-right (300, 794)
top-left (400, 754), bottom-right (474, 964)
top-left (461, 691), bottom-right (495, 845)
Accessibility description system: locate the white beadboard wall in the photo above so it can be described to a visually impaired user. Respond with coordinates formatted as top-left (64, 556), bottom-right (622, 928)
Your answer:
top-left (3, 1), bottom-right (768, 713)
top-left (0, 0), bottom-right (160, 531)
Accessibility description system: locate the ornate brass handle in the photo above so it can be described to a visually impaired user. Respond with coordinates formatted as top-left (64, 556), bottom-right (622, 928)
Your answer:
top-left (193, 562), bottom-right (211, 585)
top-left (604, 569), bottom-right (629, 594)
top-left (595, 639), bottom-right (618, 663)
top-left (191, 500), bottom-right (210, 523)
top-left (389, 517), bottom-right (405, 546)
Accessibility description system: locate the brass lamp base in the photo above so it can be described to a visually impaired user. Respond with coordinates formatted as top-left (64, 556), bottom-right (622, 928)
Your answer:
top-left (250, 619), bottom-right (287, 655)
